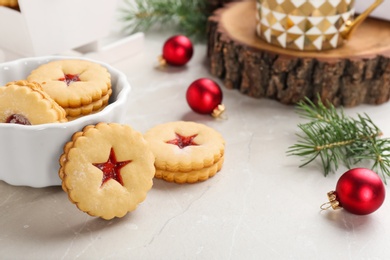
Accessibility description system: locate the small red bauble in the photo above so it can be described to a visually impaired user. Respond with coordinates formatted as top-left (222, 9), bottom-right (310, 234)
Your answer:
top-left (161, 35), bottom-right (193, 66)
top-left (186, 78), bottom-right (224, 117)
top-left (322, 168), bottom-right (385, 215)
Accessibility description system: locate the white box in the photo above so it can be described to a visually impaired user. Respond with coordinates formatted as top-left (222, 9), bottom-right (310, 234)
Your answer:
top-left (0, 0), bottom-right (118, 57)
top-left (355, 0), bottom-right (390, 21)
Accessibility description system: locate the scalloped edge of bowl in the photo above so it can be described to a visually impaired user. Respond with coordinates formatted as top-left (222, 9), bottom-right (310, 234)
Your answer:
top-left (0, 56), bottom-right (131, 187)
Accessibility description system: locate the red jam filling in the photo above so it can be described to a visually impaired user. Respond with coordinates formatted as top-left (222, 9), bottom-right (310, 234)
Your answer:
top-left (166, 133), bottom-right (199, 149)
top-left (58, 74), bottom-right (80, 86)
top-left (93, 147), bottom-right (132, 187)
top-left (5, 114), bottom-right (31, 125)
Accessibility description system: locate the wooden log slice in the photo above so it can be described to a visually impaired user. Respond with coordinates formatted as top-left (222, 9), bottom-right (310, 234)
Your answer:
top-left (206, 0), bottom-right (390, 107)
top-left (207, 0), bottom-right (237, 11)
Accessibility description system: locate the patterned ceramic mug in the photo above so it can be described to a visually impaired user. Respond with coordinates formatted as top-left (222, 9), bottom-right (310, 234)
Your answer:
top-left (256, 0), bottom-right (383, 51)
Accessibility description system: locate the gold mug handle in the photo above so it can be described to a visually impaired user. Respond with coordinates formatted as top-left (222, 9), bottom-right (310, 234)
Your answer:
top-left (341, 0), bottom-right (383, 39)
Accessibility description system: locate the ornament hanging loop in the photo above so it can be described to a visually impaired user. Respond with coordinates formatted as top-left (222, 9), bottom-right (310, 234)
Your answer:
top-left (320, 191), bottom-right (342, 211)
top-left (320, 202), bottom-right (333, 210)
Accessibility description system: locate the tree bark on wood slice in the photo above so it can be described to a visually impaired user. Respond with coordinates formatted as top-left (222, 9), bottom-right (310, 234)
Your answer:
top-left (207, 0), bottom-right (237, 11)
top-left (206, 0), bottom-right (390, 107)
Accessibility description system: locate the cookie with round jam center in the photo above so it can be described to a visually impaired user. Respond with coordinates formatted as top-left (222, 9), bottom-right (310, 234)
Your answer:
top-left (0, 81), bottom-right (67, 125)
top-left (6, 114), bottom-right (31, 125)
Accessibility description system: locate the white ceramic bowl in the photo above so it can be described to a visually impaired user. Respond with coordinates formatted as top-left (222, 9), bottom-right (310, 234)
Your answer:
top-left (0, 56), bottom-right (131, 187)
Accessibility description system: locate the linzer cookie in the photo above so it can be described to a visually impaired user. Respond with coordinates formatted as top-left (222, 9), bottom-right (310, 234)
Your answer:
top-left (59, 123), bottom-right (155, 220)
top-left (144, 121), bottom-right (225, 183)
top-left (65, 88), bottom-right (112, 118)
top-left (27, 59), bottom-right (111, 117)
top-left (0, 0), bottom-right (18, 8)
top-left (0, 80), bottom-right (67, 125)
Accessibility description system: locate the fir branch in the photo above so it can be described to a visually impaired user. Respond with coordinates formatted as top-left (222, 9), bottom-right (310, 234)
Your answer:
top-left (120, 0), bottom-right (209, 41)
top-left (287, 97), bottom-right (390, 182)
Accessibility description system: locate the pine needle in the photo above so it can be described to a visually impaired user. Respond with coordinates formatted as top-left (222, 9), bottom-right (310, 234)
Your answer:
top-left (287, 96), bottom-right (390, 183)
top-left (119, 0), bottom-right (209, 41)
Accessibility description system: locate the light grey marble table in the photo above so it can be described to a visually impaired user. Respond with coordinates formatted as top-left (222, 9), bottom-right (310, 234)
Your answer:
top-left (1, 32), bottom-right (390, 259)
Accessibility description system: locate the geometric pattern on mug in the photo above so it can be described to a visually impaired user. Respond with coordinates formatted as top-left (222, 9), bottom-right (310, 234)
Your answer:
top-left (256, 0), bottom-right (355, 51)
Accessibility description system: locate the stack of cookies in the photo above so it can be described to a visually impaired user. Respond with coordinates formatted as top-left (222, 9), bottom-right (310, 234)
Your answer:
top-left (144, 121), bottom-right (225, 184)
top-left (0, 59), bottom-right (112, 125)
top-left (58, 121), bottom-right (226, 219)
top-left (27, 60), bottom-right (112, 119)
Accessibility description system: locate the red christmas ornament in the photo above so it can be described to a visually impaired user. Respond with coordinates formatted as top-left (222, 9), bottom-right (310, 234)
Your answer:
top-left (321, 168), bottom-right (386, 215)
top-left (186, 78), bottom-right (225, 117)
top-left (160, 35), bottom-right (193, 66)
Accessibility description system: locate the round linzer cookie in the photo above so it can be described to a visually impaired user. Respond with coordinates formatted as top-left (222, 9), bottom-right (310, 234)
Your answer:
top-left (0, 80), bottom-right (67, 125)
top-left (59, 123), bottom-right (155, 220)
top-left (0, 0), bottom-right (18, 8)
top-left (27, 59), bottom-right (111, 116)
top-left (65, 88), bottom-right (112, 118)
top-left (144, 121), bottom-right (225, 183)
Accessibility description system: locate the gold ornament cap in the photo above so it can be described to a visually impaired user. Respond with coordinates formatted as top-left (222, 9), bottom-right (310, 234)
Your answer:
top-left (211, 104), bottom-right (226, 119)
top-left (320, 191), bottom-right (342, 211)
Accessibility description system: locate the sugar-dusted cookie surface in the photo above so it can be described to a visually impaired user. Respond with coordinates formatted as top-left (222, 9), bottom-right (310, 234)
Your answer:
top-left (27, 59), bottom-right (111, 115)
top-left (0, 80), bottom-right (67, 125)
top-left (60, 123), bottom-right (155, 220)
top-left (144, 121), bottom-right (225, 183)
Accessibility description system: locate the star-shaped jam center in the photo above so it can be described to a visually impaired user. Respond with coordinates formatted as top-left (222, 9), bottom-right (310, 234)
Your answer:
top-left (58, 74), bottom-right (80, 86)
top-left (92, 147), bottom-right (132, 187)
top-left (166, 133), bottom-right (198, 149)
